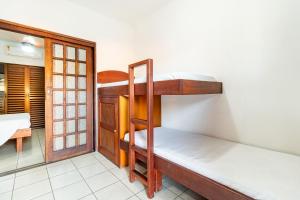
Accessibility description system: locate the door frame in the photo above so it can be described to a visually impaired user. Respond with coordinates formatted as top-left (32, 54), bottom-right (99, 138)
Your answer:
top-left (0, 19), bottom-right (97, 162)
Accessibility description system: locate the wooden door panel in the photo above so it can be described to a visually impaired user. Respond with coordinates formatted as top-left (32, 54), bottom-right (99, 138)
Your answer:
top-left (99, 97), bottom-right (119, 165)
top-left (29, 66), bottom-right (45, 128)
top-left (45, 39), bottom-right (93, 162)
top-left (101, 128), bottom-right (115, 154)
top-left (6, 64), bottom-right (26, 114)
top-left (100, 103), bottom-right (116, 127)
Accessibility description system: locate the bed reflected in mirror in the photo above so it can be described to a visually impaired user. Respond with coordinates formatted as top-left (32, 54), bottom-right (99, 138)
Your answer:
top-left (0, 29), bottom-right (45, 175)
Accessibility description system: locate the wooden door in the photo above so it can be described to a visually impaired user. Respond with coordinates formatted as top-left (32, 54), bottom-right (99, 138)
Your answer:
top-left (99, 97), bottom-right (119, 165)
top-left (29, 66), bottom-right (45, 128)
top-left (5, 64), bottom-right (29, 114)
top-left (45, 39), bottom-right (93, 162)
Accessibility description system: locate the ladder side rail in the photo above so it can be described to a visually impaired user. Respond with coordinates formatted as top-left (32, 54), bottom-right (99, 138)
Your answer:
top-left (146, 59), bottom-right (155, 196)
top-left (129, 65), bottom-right (136, 182)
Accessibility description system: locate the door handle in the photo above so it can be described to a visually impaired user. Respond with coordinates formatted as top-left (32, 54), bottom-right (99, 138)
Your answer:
top-left (114, 130), bottom-right (117, 133)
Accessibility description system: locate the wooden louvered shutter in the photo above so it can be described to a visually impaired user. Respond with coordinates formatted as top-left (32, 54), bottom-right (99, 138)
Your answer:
top-left (6, 64), bottom-right (27, 114)
top-left (29, 66), bottom-right (45, 128)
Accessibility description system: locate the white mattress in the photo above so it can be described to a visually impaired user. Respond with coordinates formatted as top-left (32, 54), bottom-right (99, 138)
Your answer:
top-left (97, 72), bottom-right (216, 88)
top-left (124, 127), bottom-right (300, 200)
top-left (0, 113), bottom-right (31, 146)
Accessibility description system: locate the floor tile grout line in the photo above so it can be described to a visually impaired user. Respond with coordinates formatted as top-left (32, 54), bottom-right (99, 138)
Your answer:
top-left (36, 129), bottom-right (46, 160)
top-left (10, 173), bottom-right (16, 200)
top-left (92, 181), bottom-right (123, 197)
top-left (70, 158), bottom-right (97, 199)
top-left (29, 192), bottom-right (53, 200)
top-left (125, 194), bottom-right (140, 200)
top-left (10, 177), bottom-right (50, 193)
top-left (15, 144), bottom-right (20, 172)
top-left (165, 185), bottom-right (187, 198)
top-left (15, 165), bottom-right (46, 178)
top-left (119, 178), bottom-right (145, 195)
top-left (46, 166), bottom-right (56, 200)
top-left (47, 159), bottom-right (73, 170)
top-left (48, 167), bottom-right (78, 179)
top-left (13, 176), bottom-right (49, 191)
top-left (92, 153), bottom-right (119, 170)
top-left (102, 159), bottom-right (147, 198)
top-left (112, 173), bottom-right (140, 197)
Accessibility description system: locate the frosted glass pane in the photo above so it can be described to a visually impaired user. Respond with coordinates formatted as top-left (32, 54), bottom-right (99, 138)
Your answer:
top-left (53, 137), bottom-right (63, 151)
top-left (66, 76), bottom-right (75, 89)
top-left (78, 49), bottom-right (86, 61)
top-left (53, 121), bottom-right (64, 135)
top-left (53, 75), bottom-right (63, 89)
top-left (53, 106), bottom-right (63, 120)
top-left (79, 133), bottom-right (86, 145)
top-left (66, 91), bottom-right (75, 104)
top-left (78, 105), bottom-right (86, 117)
top-left (53, 59), bottom-right (63, 73)
top-left (78, 119), bottom-right (86, 131)
top-left (53, 91), bottom-right (63, 104)
top-left (66, 135), bottom-right (76, 148)
top-left (78, 91), bottom-right (86, 103)
top-left (78, 63), bottom-right (86, 75)
top-left (67, 47), bottom-right (75, 60)
top-left (66, 105), bottom-right (75, 119)
top-left (66, 120), bottom-right (76, 133)
top-left (67, 61), bottom-right (75, 74)
top-left (78, 77), bottom-right (86, 89)
top-left (53, 44), bottom-right (63, 58)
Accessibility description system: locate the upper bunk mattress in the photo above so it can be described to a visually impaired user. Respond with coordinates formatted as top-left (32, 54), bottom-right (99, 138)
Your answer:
top-left (0, 113), bottom-right (31, 146)
top-left (97, 72), bottom-right (216, 88)
top-left (124, 127), bottom-right (300, 200)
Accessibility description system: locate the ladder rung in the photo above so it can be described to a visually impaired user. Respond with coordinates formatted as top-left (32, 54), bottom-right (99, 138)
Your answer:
top-left (131, 118), bottom-right (148, 125)
top-left (132, 145), bottom-right (147, 157)
top-left (133, 170), bottom-right (148, 186)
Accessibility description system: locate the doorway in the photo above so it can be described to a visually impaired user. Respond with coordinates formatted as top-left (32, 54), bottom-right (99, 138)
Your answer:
top-left (0, 19), bottom-right (96, 175)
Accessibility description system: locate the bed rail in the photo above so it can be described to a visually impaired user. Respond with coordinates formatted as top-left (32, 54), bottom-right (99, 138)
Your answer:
top-left (128, 59), bottom-right (156, 198)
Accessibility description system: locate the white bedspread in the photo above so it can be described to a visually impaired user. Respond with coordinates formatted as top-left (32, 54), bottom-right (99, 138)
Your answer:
top-left (0, 113), bottom-right (31, 146)
top-left (97, 72), bottom-right (216, 88)
top-left (124, 127), bottom-right (300, 200)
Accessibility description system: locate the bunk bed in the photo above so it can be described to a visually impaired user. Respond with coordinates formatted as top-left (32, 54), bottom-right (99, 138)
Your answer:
top-left (98, 59), bottom-right (300, 200)
top-left (97, 59), bottom-right (251, 199)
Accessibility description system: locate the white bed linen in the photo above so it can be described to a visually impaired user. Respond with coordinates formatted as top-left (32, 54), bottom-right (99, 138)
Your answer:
top-left (97, 72), bottom-right (216, 88)
top-left (0, 113), bottom-right (31, 146)
top-left (124, 127), bottom-right (300, 200)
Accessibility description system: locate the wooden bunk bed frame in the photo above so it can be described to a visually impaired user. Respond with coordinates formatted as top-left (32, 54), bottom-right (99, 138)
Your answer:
top-left (98, 59), bottom-right (253, 200)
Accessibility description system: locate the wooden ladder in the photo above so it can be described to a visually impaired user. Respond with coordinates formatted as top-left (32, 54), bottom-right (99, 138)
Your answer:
top-left (129, 59), bottom-right (159, 198)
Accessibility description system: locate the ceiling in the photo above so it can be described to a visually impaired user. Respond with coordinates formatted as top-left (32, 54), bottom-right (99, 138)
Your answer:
top-left (0, 29), bottom-right (44, 48)
top-left (67, 0), bottom-right (172, 24)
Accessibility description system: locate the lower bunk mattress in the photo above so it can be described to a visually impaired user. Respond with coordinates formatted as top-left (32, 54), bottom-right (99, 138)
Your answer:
top-left (124, 127), bottom-right (300, 200)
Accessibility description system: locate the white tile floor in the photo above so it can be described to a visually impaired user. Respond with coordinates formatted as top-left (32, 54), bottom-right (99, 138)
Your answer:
top-left (0, 152), bottom-right (207, 200)
top-left (0, 129), bottom-right (45, 174)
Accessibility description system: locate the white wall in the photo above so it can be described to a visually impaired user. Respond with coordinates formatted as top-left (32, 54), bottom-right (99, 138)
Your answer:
top-left (0, 0), bottom-right (136, 71)
top-left (2, 0), bottom-right (299, 155)
top-left (0, 0), bottom-right (136, 149)
top-left (0, 40), bottom-right (44, 66)
top-left (133, 0), bottom-right (300, 155)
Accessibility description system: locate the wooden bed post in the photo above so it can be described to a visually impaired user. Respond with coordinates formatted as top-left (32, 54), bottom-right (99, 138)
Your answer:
top-left (129, 59), bottom-right (156, 198)
top-left (16, 137), bottom-right (23, 153)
